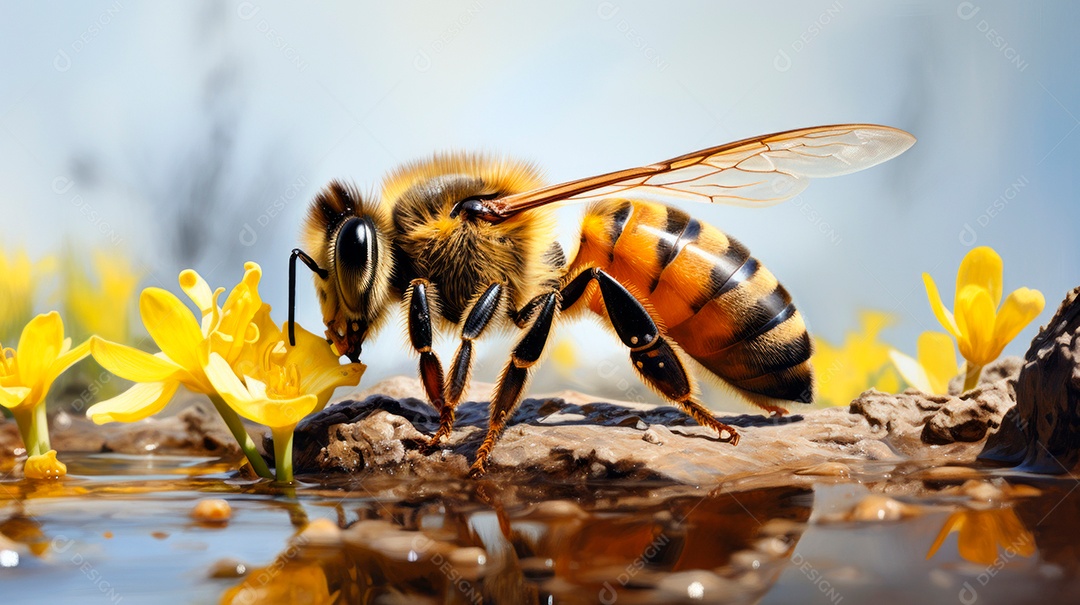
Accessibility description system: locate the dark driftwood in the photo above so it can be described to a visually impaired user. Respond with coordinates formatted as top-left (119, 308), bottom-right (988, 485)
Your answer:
top-left (980, 287), bottom-right (1080, 473)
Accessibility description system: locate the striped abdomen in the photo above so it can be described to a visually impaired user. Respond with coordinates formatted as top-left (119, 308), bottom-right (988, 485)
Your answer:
top-left (568, 199), bottom-right (814, 406)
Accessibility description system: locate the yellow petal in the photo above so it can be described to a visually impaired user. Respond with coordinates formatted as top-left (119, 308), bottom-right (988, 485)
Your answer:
top-left (245, 375), bottom-right (269, 400)
top-left (179, 270), bottom-right (222, 336)
top-left (214, 264), bottom-right (264, 363)
top-left (287, 321), bottom-right (342, 368)
top-left (205, 352), bottom-right (317, 428)
top-left (24, 449), bottom-right (67, 479)
top-left (91, 336), bottom-right (184, 382)
top-left (890, 349), bottom-right (932, 393)
top-left (46, 337), bottom-right (91, 387)
top-left (204, 352), bottom-right (251, 401)
top-left (957, 511), bottom-right (1001, 566)
top-left (140, 287), bottom-right (205, 371)
top-left (306, 364), bottom-right (365, 408)
top-left (927, 512), bottom-right (965, 560)
top-left (179, 269), bottom-right (215, 316)
top-left (0, 385), bottom-right (31, 409)
top-left (252, 394), bottom-right (318, 429)
top-left (955, 285), bottom-right (998, 366)
top-left (917, 332), bottom-right (959, 395)
top-left (956, 247), bottom-right (1003, 309)
top-left (991, 508), bottom-right (1035, 558)
top-left (990, 288), bottom-right (1045, 359)
top-left (16, 312), bottom-right (65, 390)
top-left (923, 274), bottom-right (960, 338)
top-left (86, 381), bottom-right (180, 424)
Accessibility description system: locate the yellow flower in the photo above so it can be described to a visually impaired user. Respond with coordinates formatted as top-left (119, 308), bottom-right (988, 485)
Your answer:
top-left (62, 250), bottom-right (141, 343)
top-left (924, 246), bottom-right (1044, 390)
top-left (86, 262), bottom-right (276, 479)
top-left (811, 310), bottom-right (900, 406)
top-left (926, 507), bottom-right (1035, 566)
top-left (0, 312), bottom-right (89, 456)
top-left (889, 332), bottom-right (960, 395)
top-left (205, 309), bottom-right (364, 481)
top-left (0, 248), bottom-right (56, 343)
top-left (24, 450), bottom-right (67, 479)
top-left (85, 263), bottom-right (265, 424)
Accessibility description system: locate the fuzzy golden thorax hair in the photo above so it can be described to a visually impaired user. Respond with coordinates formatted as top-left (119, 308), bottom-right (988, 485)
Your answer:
top-left (382, 153), bottom-right (560, 327)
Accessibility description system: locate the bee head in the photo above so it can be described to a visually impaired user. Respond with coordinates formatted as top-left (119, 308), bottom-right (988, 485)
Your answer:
top-left (300, 181), bottom-right (393, 362)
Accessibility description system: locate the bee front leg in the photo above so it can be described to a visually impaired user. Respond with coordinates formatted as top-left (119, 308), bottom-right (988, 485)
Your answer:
top-left (469, 290), bottom-right (559, 478)
top-left (404, 279), bottom-right (448, 420)
top-left (425, 282), bottom-right (505, 451)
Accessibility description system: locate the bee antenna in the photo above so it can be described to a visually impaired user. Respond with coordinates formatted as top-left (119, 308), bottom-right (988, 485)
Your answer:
top-left (289, 248), bottom-right (328, 347)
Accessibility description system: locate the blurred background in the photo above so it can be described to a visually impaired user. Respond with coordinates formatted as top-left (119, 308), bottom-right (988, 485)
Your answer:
top-left (1, 1), bottom-right (1077, 411)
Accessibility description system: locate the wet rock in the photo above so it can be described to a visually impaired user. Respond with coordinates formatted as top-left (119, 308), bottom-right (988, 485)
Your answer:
top-left (97, 400), bottom-right (245, 456)
top-left (296, 518), bottom-right (343, 547)
top-left (794, 461), bottom-right (851, 478)
top-left (843, 494), bottom-right (921, 522)
top-left (848, 356), bottom-right (1020, 453)
top-left (283, 375), bottom-right (1004, 484)
top-left (948, 356), bottom-right (1024, 394)
top-left (191, 499), bottom-right (232, 524)
top-left (207, 558), bottom-right (249, 579)
top-left (921, 379), bottom-right (1016, 445)
top-left (981, 287), bottom-right (1080, 473)
top-left (911, 465), bottom-right (983, 482)
top-left (1, 396), bottom-right (248, 462)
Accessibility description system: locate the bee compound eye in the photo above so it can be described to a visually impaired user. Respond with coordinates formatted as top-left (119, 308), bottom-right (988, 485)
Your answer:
top-left (334, 216), bottom-right (379, 310)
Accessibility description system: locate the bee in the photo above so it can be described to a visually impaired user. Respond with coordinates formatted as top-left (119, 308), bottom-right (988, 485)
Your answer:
top-left (289, 124), bottom-right (915, 476)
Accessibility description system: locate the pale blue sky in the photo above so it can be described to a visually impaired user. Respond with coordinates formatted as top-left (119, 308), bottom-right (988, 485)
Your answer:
top-left (2, 1), bottom-right (1076, 408)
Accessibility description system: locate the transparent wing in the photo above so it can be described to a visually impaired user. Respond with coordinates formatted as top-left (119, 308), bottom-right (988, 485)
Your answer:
top-left (486, 124), bottom-right (915, 218)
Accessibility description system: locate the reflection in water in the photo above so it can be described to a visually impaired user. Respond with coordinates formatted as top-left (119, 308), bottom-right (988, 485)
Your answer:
top-left (926, 507), bottom-right (1035, 566)
top-left (4, 454), bottom-right (1080, 603)
top-left (221, 484), bottom-right (813, 604)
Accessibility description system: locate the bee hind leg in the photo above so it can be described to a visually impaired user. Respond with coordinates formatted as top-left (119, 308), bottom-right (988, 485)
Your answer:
top-left (564, 268), bottom-right (740, 445)
top-left (424, 282), bottom-right (505, 451)
top-left (469, 290), bottom-right (560, 478)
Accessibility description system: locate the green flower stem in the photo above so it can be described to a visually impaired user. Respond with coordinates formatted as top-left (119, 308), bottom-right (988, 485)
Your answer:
top-left (13, 405), bottom-right (50, 457)
top-left (271, 426), bottom-right (295, 484)
top-left (963, 362), bottom-right (984, 392)
top-left (207, 394), bottom-right (273, 479)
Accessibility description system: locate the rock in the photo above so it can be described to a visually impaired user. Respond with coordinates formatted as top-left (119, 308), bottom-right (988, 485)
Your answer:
top-left (295, 518), bottom-right (342, 548)
top-left (97, 400), bottom-right (245, 456)
top-left (848, 356), bottom-right (1020, 453)
top-left (191, 499), bottom-right (232, 524)
top-left (842, 495), bottom-right (921, 522)
top-left (794, 461), bottom-right (851, 478)
top-left (207, 558), bottom-right (249, 579)
top-left (981, 287), bottom-right (1080, 473)
top-left (1, 396), bottom-right (249, 462)
top-left (922, 379), bottom-right (1017, 445)
top-left (282, 376), bottom-right (995, 484)
top-left (948, 356), bottom-right (1024, 394)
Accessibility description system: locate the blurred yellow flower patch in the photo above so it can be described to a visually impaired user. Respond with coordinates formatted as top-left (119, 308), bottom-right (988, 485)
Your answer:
top-left (811, 311), bottom-right (901, 406)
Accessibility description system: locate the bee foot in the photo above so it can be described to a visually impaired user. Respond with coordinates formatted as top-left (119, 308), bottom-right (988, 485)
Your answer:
top-left (717, 427), bottom-right (740, 446)
top-left (467, 463), bottom-right (488, 479)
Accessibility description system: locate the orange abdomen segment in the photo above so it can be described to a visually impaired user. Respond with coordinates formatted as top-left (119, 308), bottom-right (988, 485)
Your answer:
top-left (570, 199), bottom-right (813, 405)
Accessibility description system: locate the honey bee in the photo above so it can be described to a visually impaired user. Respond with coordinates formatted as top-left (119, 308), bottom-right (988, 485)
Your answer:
top-left (289, 124), bottom-right (915, 476)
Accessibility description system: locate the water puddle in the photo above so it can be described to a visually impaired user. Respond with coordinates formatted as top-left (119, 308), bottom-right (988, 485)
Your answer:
top-left (1, 454), bottom-right (1079, 603)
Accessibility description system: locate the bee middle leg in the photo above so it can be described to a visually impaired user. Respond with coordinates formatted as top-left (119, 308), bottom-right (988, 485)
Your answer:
top-left (560, 268), bottom-right (740, 445)
top-left (469, 289), bottom-right (560, 477)
top-left (424, 282), bottom-right (505, 450)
